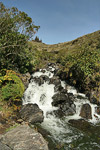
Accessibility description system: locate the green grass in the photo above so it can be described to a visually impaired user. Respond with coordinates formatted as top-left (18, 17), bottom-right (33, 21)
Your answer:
top-left (29, 30), bottom-right (100, 100)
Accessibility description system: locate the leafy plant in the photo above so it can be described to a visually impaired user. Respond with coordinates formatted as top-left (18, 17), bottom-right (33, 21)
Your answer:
top-left (0, 2), bottom-right (40, 73)
top-left (0, 70), bottom-right (24, 106)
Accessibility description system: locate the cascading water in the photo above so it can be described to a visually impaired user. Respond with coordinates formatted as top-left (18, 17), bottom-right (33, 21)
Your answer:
top-left (23, 64), bottom-right (100, 149)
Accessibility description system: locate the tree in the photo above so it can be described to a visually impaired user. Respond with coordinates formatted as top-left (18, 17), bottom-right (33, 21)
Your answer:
top-left (0, 2), bottom-right (40, 39)
top-left (34, 36), bottom-right (42, 42)
top-left (0, 2), bottom-right (40, 72)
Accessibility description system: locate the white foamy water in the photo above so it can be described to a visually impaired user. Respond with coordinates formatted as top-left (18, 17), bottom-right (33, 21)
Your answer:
top-left (22, 66), bottom-right (100, 145)
top-left (23, 81), bottom-right (57, 116)
top-left (33, 68), bottom-right (53, 78)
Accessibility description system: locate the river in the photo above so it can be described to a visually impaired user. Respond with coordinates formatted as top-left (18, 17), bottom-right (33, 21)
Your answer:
top-left (23, 64), bottom-right (100, 150)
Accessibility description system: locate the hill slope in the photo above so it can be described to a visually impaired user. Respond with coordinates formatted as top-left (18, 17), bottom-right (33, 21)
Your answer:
top-left (30, 30), bottom-right (100, 103)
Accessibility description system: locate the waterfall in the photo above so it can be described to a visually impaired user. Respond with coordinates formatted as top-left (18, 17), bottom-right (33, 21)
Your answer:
top-left (22, 64), bottom-right (100, 148)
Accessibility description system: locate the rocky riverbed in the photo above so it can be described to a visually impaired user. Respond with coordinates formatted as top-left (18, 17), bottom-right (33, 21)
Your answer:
top-left (1, 63), bottom-right (100, 150)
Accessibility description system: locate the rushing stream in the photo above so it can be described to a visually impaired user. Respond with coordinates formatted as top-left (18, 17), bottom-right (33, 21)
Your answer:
top-left (23, 64), bottom-right (100, 150)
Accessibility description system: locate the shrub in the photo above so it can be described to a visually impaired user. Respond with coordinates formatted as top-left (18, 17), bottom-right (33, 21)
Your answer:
top-left (0, 70), bottom-right (24, 106)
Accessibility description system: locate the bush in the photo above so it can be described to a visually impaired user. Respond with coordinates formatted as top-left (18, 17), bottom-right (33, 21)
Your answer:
top-left (0, 70), bottom-right (24, 105)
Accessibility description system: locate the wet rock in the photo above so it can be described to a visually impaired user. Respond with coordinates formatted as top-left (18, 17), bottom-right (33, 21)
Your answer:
top-left (33, 75), bottom-right (50, 85)
top-left (95, 107), bottom-right (100, 115)
top-left (90, 95), bottom-right (98, 105)
top-left (49, 76), bottom-right (60, 86)
top-left (66, 106), bottom-right (76, 115)
top-left (86, 91), bottom-right (100, 105)
top-left (33, 76), bottom-right (44, 85)
top-left (52, 93), bottom-right (69, 106)
top-left (20, 104), bottom-right (44, 124)
top-left (68, 93), bottom-right (75, 102)
top-left (49, 107), bottom-right (75, 118)
top-left (52, 92), bottom-right (76, 117)
top-left (0, 124), bottom-right (48, 150)
top-left (57, 71), bottom-right (67, 81)
top-left (68, 119), bottom-right (92, 133)
top-left (40, 69), bottom-right (46, 73)
top-left (60, 89), bottom-right (67, 94)
top-left (47, 62), bottom-right (55, 68)
top-left (60, 102), bottom-right (76, 116)
top-left (40, 75), bottom-right (50, 82)
top-left (80, 103), bottom-right (92, 119)
top-left (49, 76), bottom-right (64, 92)
top-left (53, 109), bottom-right (64, 118)
top-left (54, 85), bottom-right (63, 92)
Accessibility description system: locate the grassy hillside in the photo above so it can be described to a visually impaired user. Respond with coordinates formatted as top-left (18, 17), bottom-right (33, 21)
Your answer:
top-left (30, 30), bottom-right (100, 52)
top-left (30, 30), bottom-right (100, 101)
top-left (30, 30), bottom-right (100, 69)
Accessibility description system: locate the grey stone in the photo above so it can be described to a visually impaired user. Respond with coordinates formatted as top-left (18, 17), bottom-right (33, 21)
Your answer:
top-left (0, 141), bottom-right (11, 150)
top-left (49, 76), bottom-right (61, 86)
top-left (80, 103), bottom-right (92, 119)
top-left (0, 124), bottom-right (48, 150)
top-left (20, 104), bottom-right (44, 124)
top-left (52, 93), bottom-right (69, 106)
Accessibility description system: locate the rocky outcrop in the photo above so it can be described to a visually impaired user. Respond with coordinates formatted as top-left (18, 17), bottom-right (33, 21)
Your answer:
top-left (0, 124), bottom-right (48, 150)
top-left (52, 92), bottom-right (76, 117)
top-left (31, 75), bottom-right (50, 86)
top-left (79, 103), bottom-right (92, 119)
top-left (0, 142), bottom-right (11, 150)
top-left (52, 92), bottom-right (69, 106)
top-left (49, 76), bottom-right (61, 86)
top-left (68, 119), bottom-right (93, 133)
top-left (87, 91), bottom-right (100, 106)
top-left (20, 104), bottom-right (44, 124)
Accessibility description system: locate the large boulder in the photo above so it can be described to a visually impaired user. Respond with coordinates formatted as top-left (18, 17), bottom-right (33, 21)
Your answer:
top-left (32, 76), bottom-right (44, 85)
top-left (79, 103), bottom-right (92, 119)
top-left (49, 76), bottom-right (63, 92)
top-left (52, 93), bottom-right (69, 106)
top-left (52, 92), bottom-right (76, 117)
top-left (54, 103), bottom-right (76, 118)
top-left (0, 124), bottom-right (48, 150)
top-left (0, 142), bottom-right (11, 150)
top-left (31, 75), bottom-right (50, 86)
top-left (68, 119), bottom-right (92, 133)
top-left (52, 92), bottom-right (75, 107)
top-left (86, 90), bottom-right (100, 105)
top-left (60, 103), bottom-right (76, 116)
top-left (20, 104), bottom-right (44, 124)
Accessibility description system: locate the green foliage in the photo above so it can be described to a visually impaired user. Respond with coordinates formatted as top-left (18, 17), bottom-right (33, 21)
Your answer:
top-left (30, 30), bottom-right (100, 95)
top-left (0, 2), bottom-right (40, 73)
top-left (34, 36), bottom-right (42, 42)
top-left (0, 70), bottom-right (24, 105)
top-left (0, 2), bottom-right (40, 39)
